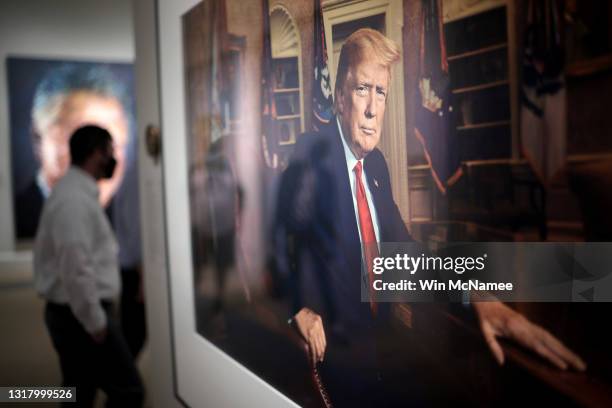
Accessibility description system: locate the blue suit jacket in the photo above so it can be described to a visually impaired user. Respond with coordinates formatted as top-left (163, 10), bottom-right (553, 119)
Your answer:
top-left (276, 118), bottom-right (412, 334)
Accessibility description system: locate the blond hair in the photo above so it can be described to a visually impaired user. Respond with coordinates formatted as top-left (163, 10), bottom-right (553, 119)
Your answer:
top-left (334, 28), bottom-right (400, 107)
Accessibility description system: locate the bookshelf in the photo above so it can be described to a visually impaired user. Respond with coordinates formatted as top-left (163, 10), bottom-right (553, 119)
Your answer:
top-left (270, 6), bottom-right (304, 147)
top-left (272, 57), bottom-right (301, 145)
top-left (407, 1), bottom-right (522, 228)
top-left (444, 4), bottom-right (515, 163)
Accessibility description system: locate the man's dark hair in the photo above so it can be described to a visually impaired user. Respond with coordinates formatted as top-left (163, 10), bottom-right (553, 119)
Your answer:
top-left (69, 125), bottom-right (112, 166)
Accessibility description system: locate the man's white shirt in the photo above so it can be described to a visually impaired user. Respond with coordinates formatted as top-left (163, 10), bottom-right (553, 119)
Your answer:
top-left (337, 117), bottom-right (381, 246)
top-left (33, 166), bottom-right (120, 334)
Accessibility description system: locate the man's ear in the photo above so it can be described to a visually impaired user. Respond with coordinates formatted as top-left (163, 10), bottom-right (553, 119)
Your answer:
top-left (30, 127), bottom-right (43, 161)
top-left (335, 88), bottom-right (345, 114)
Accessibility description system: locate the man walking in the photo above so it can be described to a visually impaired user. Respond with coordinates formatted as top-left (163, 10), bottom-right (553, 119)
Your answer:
top-left (34, 125), bottom-right (143, 407)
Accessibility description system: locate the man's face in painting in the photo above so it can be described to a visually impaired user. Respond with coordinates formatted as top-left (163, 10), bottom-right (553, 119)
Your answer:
top-left (36, 90), bottom-right (128, 206)
top-left (336, 58), bottom-right (389, 160)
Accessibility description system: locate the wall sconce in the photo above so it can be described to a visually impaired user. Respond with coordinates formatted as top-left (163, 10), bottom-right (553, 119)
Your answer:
top-left (145, 124), bottom-right (161, 163)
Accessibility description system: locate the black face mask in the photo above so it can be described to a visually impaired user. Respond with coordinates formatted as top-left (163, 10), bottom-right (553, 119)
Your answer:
top-left (103, 156), bottom-right (117, 179)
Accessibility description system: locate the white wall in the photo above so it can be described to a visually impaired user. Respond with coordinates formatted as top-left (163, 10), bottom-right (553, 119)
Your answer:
top-left (133, 0), bottom-right (180, 405)
top-left (0, 0), bottom-right (135, 252)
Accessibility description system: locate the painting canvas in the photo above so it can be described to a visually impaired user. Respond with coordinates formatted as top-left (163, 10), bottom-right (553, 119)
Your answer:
top-left (180, 0), bottom-right (453, 406)
top-left (167, 0), bottom-right (612, 406)
top-left (7, 57), bottom-right (139, 264)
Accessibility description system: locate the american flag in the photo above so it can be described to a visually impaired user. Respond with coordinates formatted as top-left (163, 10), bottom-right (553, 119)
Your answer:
top-left (312, 0), bottom-right (333, 131)
top-left (414, 0), bottom-right (462, 193)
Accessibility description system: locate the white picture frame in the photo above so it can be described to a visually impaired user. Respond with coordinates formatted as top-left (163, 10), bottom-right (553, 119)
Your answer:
top-left (156, 0), bottom-right (298, 405)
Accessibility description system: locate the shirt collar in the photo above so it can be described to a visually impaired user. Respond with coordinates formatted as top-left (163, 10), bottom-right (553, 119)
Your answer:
top-left (336, 116), bottom-right (362, 174)
top-left (36, 171), bottom-right (52, 198)
top-left (67, 166), bottom-right (99, 199)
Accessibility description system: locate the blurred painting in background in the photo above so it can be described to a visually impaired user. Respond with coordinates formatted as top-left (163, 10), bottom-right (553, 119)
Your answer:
top-left (7, 57), bottom-right (138, 258)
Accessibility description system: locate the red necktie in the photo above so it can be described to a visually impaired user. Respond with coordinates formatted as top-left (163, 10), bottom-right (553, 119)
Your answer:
top-left (354, 161), bottom-right (379, 315)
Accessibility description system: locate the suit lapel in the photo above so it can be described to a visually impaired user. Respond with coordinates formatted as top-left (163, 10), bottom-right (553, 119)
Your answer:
top-left (364, 153), bottom-right (388, 242)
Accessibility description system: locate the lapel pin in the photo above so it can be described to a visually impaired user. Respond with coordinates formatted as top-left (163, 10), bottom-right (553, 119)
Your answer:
top-left (374, 179), bottom-right (379, 188)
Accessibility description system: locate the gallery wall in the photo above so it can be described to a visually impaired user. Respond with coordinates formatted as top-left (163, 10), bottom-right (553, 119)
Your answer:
top-left (0, 0), bottom-right (135, 253)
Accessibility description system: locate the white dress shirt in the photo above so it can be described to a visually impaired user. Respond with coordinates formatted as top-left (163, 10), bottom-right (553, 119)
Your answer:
top-left (34, 166), bottom-right (120, 334)
top-left (337, 117), bottom-right (381, 246)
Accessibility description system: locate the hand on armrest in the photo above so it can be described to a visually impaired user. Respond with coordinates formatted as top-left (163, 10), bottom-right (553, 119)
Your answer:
top-left (293, 307), bottom-right (327, 367)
